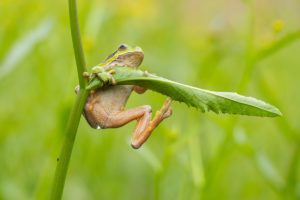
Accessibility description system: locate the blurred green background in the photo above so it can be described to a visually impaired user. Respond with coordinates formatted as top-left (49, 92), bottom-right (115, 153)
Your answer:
top-left (1, 0), bottom-right (300, 199)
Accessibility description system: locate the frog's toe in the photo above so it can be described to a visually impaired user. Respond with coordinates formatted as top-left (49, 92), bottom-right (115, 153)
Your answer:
top-left (162, 107), bottom-right (172, 119)
top-left (111, 77), bottom-right (117, 86)
top-left (75, 85), bottom-right (80, 94)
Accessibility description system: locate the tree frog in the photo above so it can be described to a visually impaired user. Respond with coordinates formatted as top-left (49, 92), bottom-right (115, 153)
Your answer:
top-left (76, 44), bottom-right (172, 149)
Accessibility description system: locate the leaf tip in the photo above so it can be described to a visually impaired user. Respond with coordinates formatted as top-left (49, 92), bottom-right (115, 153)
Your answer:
top-left (274, 108), bottom-right (282, 117)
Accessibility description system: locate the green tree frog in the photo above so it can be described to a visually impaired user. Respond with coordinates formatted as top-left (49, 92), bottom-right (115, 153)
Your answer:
top-left (76, 44), bottom-right (172, 149)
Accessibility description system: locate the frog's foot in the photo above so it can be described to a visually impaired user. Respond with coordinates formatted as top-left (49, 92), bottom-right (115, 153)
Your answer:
top-left (75, 85), bottom-right (80, 94)
top-left (108, 69), bottom-right (116, 85)
top-left (108, 69), bottom-right (115, 74)
top-left (83, 72), bottom-right (90, 78)
top-left (81, 72), bottom-right (91, 82)
top-left (96, 71), bottom-right (116, 86)
top-left (87, 91), bottom-right (100, 111)
top-left (150, 98), bottom-right (172, 125)
top-left (88, 89), bottom-right (97, 99)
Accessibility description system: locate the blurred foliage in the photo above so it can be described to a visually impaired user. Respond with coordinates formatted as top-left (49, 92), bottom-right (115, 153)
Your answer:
top-left (1, 0), bottom-right (300, 199)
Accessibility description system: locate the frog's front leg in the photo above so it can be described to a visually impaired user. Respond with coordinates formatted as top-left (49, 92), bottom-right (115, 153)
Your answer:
top-left (92, 66), bottom-right (117, 86)
top-left (104, 98), bottom-right (172, 149)
top-left (95, 70), bottom-right (116, 86)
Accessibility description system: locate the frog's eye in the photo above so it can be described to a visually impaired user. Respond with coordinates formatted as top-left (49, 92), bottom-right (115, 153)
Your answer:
top-left (118, 44), bottom-right (128, 51)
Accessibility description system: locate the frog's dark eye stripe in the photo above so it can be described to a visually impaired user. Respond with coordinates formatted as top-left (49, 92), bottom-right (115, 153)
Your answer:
top-left (102, 44), bottom-right (128, 63)
top-left (118, 44), bottom-right (128, 51)
top-left (102, 49), bottom-right (118, 63)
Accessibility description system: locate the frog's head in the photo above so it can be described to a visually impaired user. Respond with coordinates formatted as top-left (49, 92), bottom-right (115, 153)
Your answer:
top-left (100, 44), bottom-right (144, 69)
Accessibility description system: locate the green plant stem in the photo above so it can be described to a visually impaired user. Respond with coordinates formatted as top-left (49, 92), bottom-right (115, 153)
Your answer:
top-left (284, 137), bottom-right (300, 199)
top-left (238, 29), bottom-right (300, 92)
top-left (255, 30), bottom-right (300, 62)
top-left (50, 0), bottom-right (88, 199)
top-left (50, 89), bottom-right (89, 200)
top-left (69, 0), bottom-right (87, 88)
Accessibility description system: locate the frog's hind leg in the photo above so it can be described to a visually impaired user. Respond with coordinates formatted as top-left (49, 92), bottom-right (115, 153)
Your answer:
top-left (104, 98), bottom-right (172, 149)
top-left (104, 105), bottom-right (152, 129)
top-left (131, 98), bottom-right (172, 149)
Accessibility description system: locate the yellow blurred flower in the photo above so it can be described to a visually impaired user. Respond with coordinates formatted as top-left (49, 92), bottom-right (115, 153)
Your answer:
top-left (272, 19), bottom-right (284, 33)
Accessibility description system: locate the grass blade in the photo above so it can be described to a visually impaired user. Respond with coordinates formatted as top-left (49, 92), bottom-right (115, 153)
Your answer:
top-left (0, 18), bottom-right (54, 79)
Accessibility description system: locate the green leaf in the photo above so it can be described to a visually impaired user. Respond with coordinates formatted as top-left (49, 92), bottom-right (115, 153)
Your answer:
top-left (87, 67), bottom-right (282, 117)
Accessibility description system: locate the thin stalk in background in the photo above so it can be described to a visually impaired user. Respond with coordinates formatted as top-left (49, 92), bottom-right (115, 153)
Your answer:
top-left (201, 1), bottom-right (255, 195)
top-left (201, 0), bottom-right (300, 197)
top-left (50, 0), bottom-right (88, 199)
top-left (259, 76), bottom-right (300, 198)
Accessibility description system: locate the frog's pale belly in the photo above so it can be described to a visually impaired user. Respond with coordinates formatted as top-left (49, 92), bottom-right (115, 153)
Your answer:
top-left (96, 85), bottom-right (133, 112)
top-left (83, 85), bottom-right (134, 129)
